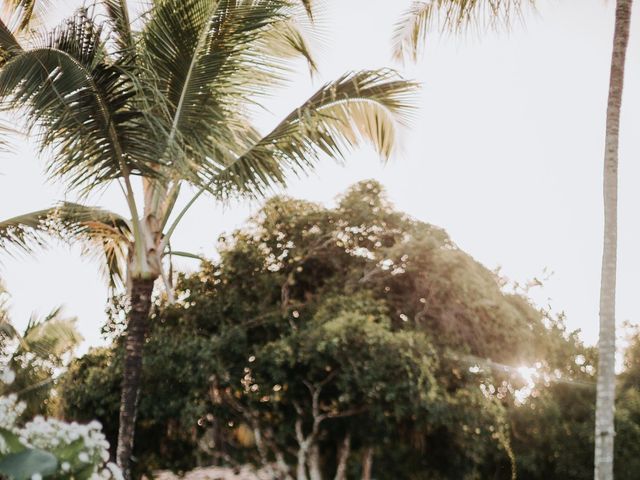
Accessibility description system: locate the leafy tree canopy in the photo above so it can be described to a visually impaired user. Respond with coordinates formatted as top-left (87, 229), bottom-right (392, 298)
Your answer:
top-left (59, 181), bottom-right (639, 479)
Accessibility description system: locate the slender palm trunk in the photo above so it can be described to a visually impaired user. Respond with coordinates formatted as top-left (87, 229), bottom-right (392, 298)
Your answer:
top-left (595, 1), bottom-right (633, 479)
top-left (116, 277), bottom-right (156, 479)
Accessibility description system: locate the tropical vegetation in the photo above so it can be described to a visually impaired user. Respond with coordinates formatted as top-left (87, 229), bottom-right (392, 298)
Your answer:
top-left (0, 1), bottom-right (415, 476)
top-left (57, 182), bottom-right (640, 479)
top-left (0, 0), bottom-right (635, 478)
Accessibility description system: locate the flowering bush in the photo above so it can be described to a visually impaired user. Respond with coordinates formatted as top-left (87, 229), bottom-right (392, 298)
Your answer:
top-left (0, 366), bottom-right (122, 480)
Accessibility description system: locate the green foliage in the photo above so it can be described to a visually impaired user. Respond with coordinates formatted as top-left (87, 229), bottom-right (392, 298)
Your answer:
top-left (0, 286), bottom-right (82, 418)
top-left (0, 370), bottom-right (121, 480)
top-left (58, 181), bottom-right (640, 478)
top-left (0, 448), bottom-right (58, 480)
top-left (59, 348), bottom-right (122, 445)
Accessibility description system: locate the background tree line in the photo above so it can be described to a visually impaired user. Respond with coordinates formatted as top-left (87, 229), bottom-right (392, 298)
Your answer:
top-left (47, 181), bottom-right (640, 480)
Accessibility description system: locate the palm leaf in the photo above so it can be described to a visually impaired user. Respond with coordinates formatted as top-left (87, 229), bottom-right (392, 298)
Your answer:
top-left (300, 0), bottom-right (313, 20)
top-left (393, 0), bottom-right (535, 61)
top-left (0, 290), bottom-right (81, 362)
top-left (0, 203), bottom-right (131, 288)
top-left (211, 69), bottom-right (418, 196)
top-left (20, 309), bottom-right (82, 359)
top-left (258, 16), bottom-right (316, 72)
top-left (0, 17), bottom-right (22, 65)
top-left (103, 0), bottom-right (134, 52)
top-left (0, 9), bottom-right (163, 191)
top-left (0, 209), bottom-right (52, 255)
top-left (140, 0), bottom-right (318, 182)
top-left (1, 0), bottom-right (52, 32)
top-left (49, 202), bottom-right (132, 289)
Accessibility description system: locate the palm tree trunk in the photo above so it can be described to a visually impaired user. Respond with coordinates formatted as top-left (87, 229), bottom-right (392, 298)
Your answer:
top-left (116, 277), bottom-right (156, 480)
top-left (595, 1), bottom-right (633, 479)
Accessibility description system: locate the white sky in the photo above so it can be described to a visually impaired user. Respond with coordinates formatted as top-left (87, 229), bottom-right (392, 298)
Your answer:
top-left (1, 0), bottom-right (639, 354)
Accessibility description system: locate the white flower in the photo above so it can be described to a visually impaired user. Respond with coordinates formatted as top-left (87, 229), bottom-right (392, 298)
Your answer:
top-left (0, 368), bottom-right (15, 385)
top-left (0, 394), bottom-right (26, 430)
top-left (107, 463), bottom-right (124, 480)
top-left (0, 399), bottom-right (114, 477)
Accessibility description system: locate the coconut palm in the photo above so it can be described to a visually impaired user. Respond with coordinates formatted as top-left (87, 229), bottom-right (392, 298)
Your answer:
top-left (595, 1), bottom-right (633, 479)
top-left (394, 2), bottom-right (635, 479)
top-left (0, 0), bottom-right (416, 476)
top-left (0, 282), bottom-right (82, 416)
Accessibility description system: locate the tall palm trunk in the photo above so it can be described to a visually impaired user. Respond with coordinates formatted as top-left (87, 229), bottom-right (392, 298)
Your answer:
top-left (116, 277), bottom-right (156, 479)
top-left (595, 1), bottom-right (633, 479)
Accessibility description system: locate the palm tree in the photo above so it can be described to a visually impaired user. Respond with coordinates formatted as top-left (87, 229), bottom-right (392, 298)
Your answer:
top-left (394, 2), bottom-right (635, 479)
top-left (595, 1), bottom-right (633, 479)
top-left (0, 289), bottom-right (83, 417)
top-left (0, 1), bottom-right (416, 476)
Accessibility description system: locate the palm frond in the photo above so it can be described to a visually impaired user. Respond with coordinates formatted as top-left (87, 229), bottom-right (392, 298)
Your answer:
top-left (140, 0), bottom-right (319, 181)
top-left (0, 202), bottom-right (131, 287)
top-left (0, 209), bottom-right (52, 255)
top-left (0, 17), bottom-right (22, 65)
top-left (0, 202), bottom-right (132, 288)
top-left (103, 0), bottom-right (134, 52)
top-left (393, 0), bottom-right (534, 62)
top-left (49, 202), bottom-right (132, 289)
top-left (1, 0), bottom-right (52, 32)
top-left (259, 17), bottom-right (316, 72)
top-left (300, 0), bottom-right (313, 20)
top-left (0, 9), bottom-right (163, 191)
top-left (210, 69), bottom-right (418, 196)
top-left (0, 303), bottom-right (19, 346)
top-left (20, 309), bottom-right (82, 359)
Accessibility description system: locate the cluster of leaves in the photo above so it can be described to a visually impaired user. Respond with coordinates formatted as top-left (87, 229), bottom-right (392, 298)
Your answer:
top-left (0, 366), bottom-right (122, 480)
top-left (58, 181), bottom-right (640, 479)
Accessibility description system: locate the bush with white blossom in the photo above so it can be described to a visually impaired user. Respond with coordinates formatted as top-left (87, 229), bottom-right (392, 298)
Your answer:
top-left (0, 366), bottom-right (122, 480)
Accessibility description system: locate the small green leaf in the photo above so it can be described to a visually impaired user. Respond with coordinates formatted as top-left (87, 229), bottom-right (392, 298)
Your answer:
top-left (0, 428), bottom-right (26, 454)
top-left (51, 438), bottom-right (84, 461)
top-left (0, 449), bottom-right (58, 480)
top-left (73, 463), bottom-right (96, 480)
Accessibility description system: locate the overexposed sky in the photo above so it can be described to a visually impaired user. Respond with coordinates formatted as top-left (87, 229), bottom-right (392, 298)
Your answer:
top-left (1, 0), bottom-right (639, 353)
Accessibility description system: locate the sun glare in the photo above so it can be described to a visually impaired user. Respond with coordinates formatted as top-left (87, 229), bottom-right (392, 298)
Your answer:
top-left (517, 366), bottom-right (538, 385)
top-left (514, 366), bottom-right (540, 404)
